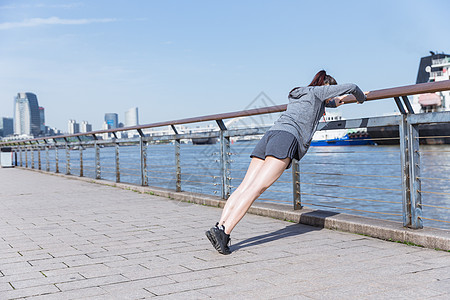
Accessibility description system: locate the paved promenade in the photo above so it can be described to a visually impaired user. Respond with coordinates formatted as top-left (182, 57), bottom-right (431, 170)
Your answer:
top-left (0, 168), bottom-right (449, 299)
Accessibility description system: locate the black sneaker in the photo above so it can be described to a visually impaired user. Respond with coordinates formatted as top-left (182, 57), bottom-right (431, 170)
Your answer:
top-left (211, 226), bottom-right (231, 255)
top-left (205, 227), bottom-right (219, 251)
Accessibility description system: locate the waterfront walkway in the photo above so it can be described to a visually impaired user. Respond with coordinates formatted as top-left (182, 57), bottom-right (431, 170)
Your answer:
top-left (0, 168), bottom-right (449, 299)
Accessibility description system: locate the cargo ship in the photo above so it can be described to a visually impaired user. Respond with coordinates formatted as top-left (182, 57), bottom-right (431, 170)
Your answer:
top-left (311, 112), bottom-right (376, 146)
top-left (367, 52), bottom-right (450, 145)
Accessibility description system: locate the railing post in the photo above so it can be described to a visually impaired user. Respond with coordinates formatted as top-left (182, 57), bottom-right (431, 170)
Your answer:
top-left (139, 136), bottom-right (148, 186)
top-left (12, 148), bottom-right (16, 166)
top-left (115, 141), bottom-right (120, 183)
top-left (79, 143), bottom-right (83, 177)
top-left (14, 148), bottom-right (17, 166)
top-left (25, 146), bottom-right (28, 168)
top-left (397, 95), bottom-right (423, 229)
top-left (407, 120), bottom-right (423, 229)
top-left (399, 115), bottom-right (411, 227)
top-left (95, 141), bottom-right (101, 179)
top-left (65, 142), bottom-right (70, 175)
top-left (19, 146), bottom-right (23, 167)
top-left (175, 138), bottom-right (181, 192)
top-left (171, 125), bottom-right (181, 192)
top-left (46, 145), bottom-right (50, 172)
top-left (31, 145), bottom-right (34, 169)
top-left (55, 145), bottom-right (59, 173)
top-left (292, 158), bottom-right (302, 210)
top-left (37, 145), bottom-right (41, 170)
top-left (217, 120), bottom-right (231, 200)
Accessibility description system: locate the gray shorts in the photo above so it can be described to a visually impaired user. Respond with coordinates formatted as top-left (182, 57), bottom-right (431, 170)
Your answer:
top-left (250, 130), bottom-right (300, 169)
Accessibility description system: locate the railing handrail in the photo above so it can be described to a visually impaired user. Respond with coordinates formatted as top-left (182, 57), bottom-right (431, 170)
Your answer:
top-left (2, 80), bottom-right (450, 146)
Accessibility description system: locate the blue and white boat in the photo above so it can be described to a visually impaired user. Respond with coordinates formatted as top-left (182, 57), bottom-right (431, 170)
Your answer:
top-left (311, 112), bottom-right (376, 146)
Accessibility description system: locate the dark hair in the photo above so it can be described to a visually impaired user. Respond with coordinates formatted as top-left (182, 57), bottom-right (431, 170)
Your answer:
top-left (289, 70), bottom-right (337, 98)
top-left (308, 70), bottom-right (337, 86)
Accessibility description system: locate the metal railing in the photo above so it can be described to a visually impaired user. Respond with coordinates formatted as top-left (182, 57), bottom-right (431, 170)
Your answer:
top-left (2, 80), bottom-right (450, 230)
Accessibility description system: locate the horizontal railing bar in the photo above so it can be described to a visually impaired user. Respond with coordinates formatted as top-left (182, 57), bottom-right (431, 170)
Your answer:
top-left (408, 111), bottom-right (450, 125)
top-left (7, 124), bottom-right (446, 147)
top-left (2, 80), bottom-right (449, 146)
top-left (317, 115), bottom-right (401, 131)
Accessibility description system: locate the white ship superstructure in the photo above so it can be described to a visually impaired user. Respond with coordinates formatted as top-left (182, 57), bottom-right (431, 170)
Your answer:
top-left (412, 55), bottom-right (450, 113)
top-left (312, 111), bottom-right (347, 141)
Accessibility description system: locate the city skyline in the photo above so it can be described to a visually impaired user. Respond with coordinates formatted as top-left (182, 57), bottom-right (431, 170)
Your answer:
top-left (2, 90), bottom-right (141, 137)
top-left (1, 1), bottom-right (450, 131)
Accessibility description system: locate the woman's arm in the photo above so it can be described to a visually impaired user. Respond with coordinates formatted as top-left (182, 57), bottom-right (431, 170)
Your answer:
top-left (314, 83), bottom-right (366, 104)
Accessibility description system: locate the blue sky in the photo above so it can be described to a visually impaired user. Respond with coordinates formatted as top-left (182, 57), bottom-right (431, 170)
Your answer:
top-left (1, 0), bottom-right (450, 131)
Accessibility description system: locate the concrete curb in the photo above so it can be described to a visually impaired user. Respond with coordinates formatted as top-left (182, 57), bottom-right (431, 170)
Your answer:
top-left (22, 167), bottom-right (450, 251)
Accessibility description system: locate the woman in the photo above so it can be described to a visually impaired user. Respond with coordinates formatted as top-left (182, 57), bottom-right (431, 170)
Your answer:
top-left (206, 70), bottom-right (366, 255)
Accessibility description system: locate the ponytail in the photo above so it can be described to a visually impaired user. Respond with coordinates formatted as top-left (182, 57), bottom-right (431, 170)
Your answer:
top-left (309, 70), bottom-right (337, 86)
top-left (308, 70), bottom-right (327, 86)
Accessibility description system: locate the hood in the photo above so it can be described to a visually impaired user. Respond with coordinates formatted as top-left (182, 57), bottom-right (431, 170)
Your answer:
top-left (289, 87), bottom-right (308, 99)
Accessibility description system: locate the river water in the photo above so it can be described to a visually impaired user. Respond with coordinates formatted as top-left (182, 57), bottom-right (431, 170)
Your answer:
top-left (34, 142), bottom-right (449, 230)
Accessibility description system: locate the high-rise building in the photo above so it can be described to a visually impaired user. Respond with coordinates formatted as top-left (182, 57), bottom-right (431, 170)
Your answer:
top-left (14, 92), bottom-right (41, 136)
top-left (68, 120), bottom-right (80, 134)
top-left (102, 121), bottom-right (110, 139)
top-left (104, 113), bottom-right (118, 129)
top-left (80, 121), bottom-right (92, 133)
top-left (0, 117), bottom-right (14, 137)
top-left (124, 107), bottom-right (139, 127)
top-left (39, 106), bottom-right (46, 134)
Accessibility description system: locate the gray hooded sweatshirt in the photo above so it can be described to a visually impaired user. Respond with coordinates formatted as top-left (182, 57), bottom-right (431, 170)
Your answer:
top-left (269, 83), bottom-right (366, 160)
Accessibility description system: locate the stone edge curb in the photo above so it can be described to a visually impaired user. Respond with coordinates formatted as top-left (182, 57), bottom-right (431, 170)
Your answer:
top-left (19, 167), bottom-right (450, 251)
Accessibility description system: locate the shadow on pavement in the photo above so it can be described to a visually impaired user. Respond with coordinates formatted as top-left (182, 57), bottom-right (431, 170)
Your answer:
top-left (231, 210), bottom-right (340, 251)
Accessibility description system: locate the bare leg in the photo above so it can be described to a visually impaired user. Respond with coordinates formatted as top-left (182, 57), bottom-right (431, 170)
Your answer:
top-left (221, 156), bottom-right (290, 234)
top-left (218, 157), bottom-right (265, 227)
